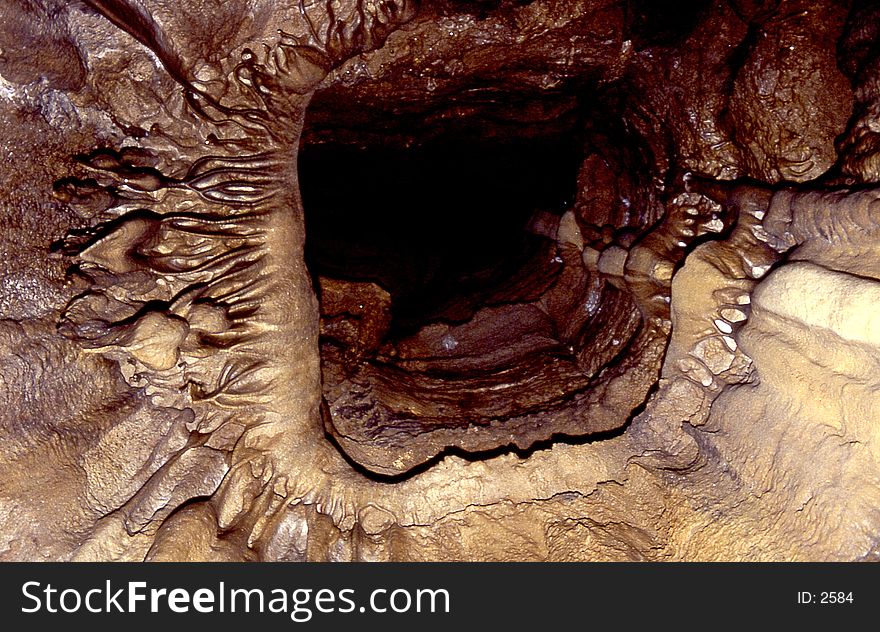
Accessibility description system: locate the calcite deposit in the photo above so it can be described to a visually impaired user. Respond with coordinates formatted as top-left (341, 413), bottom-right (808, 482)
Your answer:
top-left (0, 0), bottom-right (878, 561)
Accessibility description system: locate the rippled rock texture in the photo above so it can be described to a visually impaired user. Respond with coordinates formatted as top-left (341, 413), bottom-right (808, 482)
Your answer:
top-left (0, 0), bottom-right (878, 561)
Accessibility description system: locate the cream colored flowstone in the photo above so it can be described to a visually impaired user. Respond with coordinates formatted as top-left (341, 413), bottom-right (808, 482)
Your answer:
top-left (753, 262), bottom-right (880, 347)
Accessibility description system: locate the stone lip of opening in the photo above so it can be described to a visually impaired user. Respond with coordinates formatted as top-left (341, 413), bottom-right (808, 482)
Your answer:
top-left (320, 294), bottom-right (656, 478)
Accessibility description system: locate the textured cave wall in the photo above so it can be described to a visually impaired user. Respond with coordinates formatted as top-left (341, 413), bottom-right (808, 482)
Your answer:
top-left (0, 0), bottom-right (878, 561)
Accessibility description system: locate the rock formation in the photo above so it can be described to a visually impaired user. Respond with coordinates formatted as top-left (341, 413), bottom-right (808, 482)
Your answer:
top-left (0, 0), bottom-right (877, 561)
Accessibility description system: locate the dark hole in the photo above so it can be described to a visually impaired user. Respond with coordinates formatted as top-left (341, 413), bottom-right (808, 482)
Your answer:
top-left (300, 137), bottom-right (581, 336)
top-left (627, 0), bottom-right (714, 47)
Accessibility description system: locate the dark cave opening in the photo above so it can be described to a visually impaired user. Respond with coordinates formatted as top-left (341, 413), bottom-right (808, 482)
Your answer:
top-left (299, 99), bottom-right (663, 475)
top-left (300, 136), bottom-right (581, 336)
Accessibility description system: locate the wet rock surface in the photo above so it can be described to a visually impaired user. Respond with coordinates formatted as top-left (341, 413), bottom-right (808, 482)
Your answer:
top-left (0, 0), bottom-right (877, 561)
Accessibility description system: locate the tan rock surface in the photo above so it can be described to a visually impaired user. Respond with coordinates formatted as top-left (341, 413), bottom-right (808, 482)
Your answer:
top-left (0, 0), bottom-right (877, 561)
